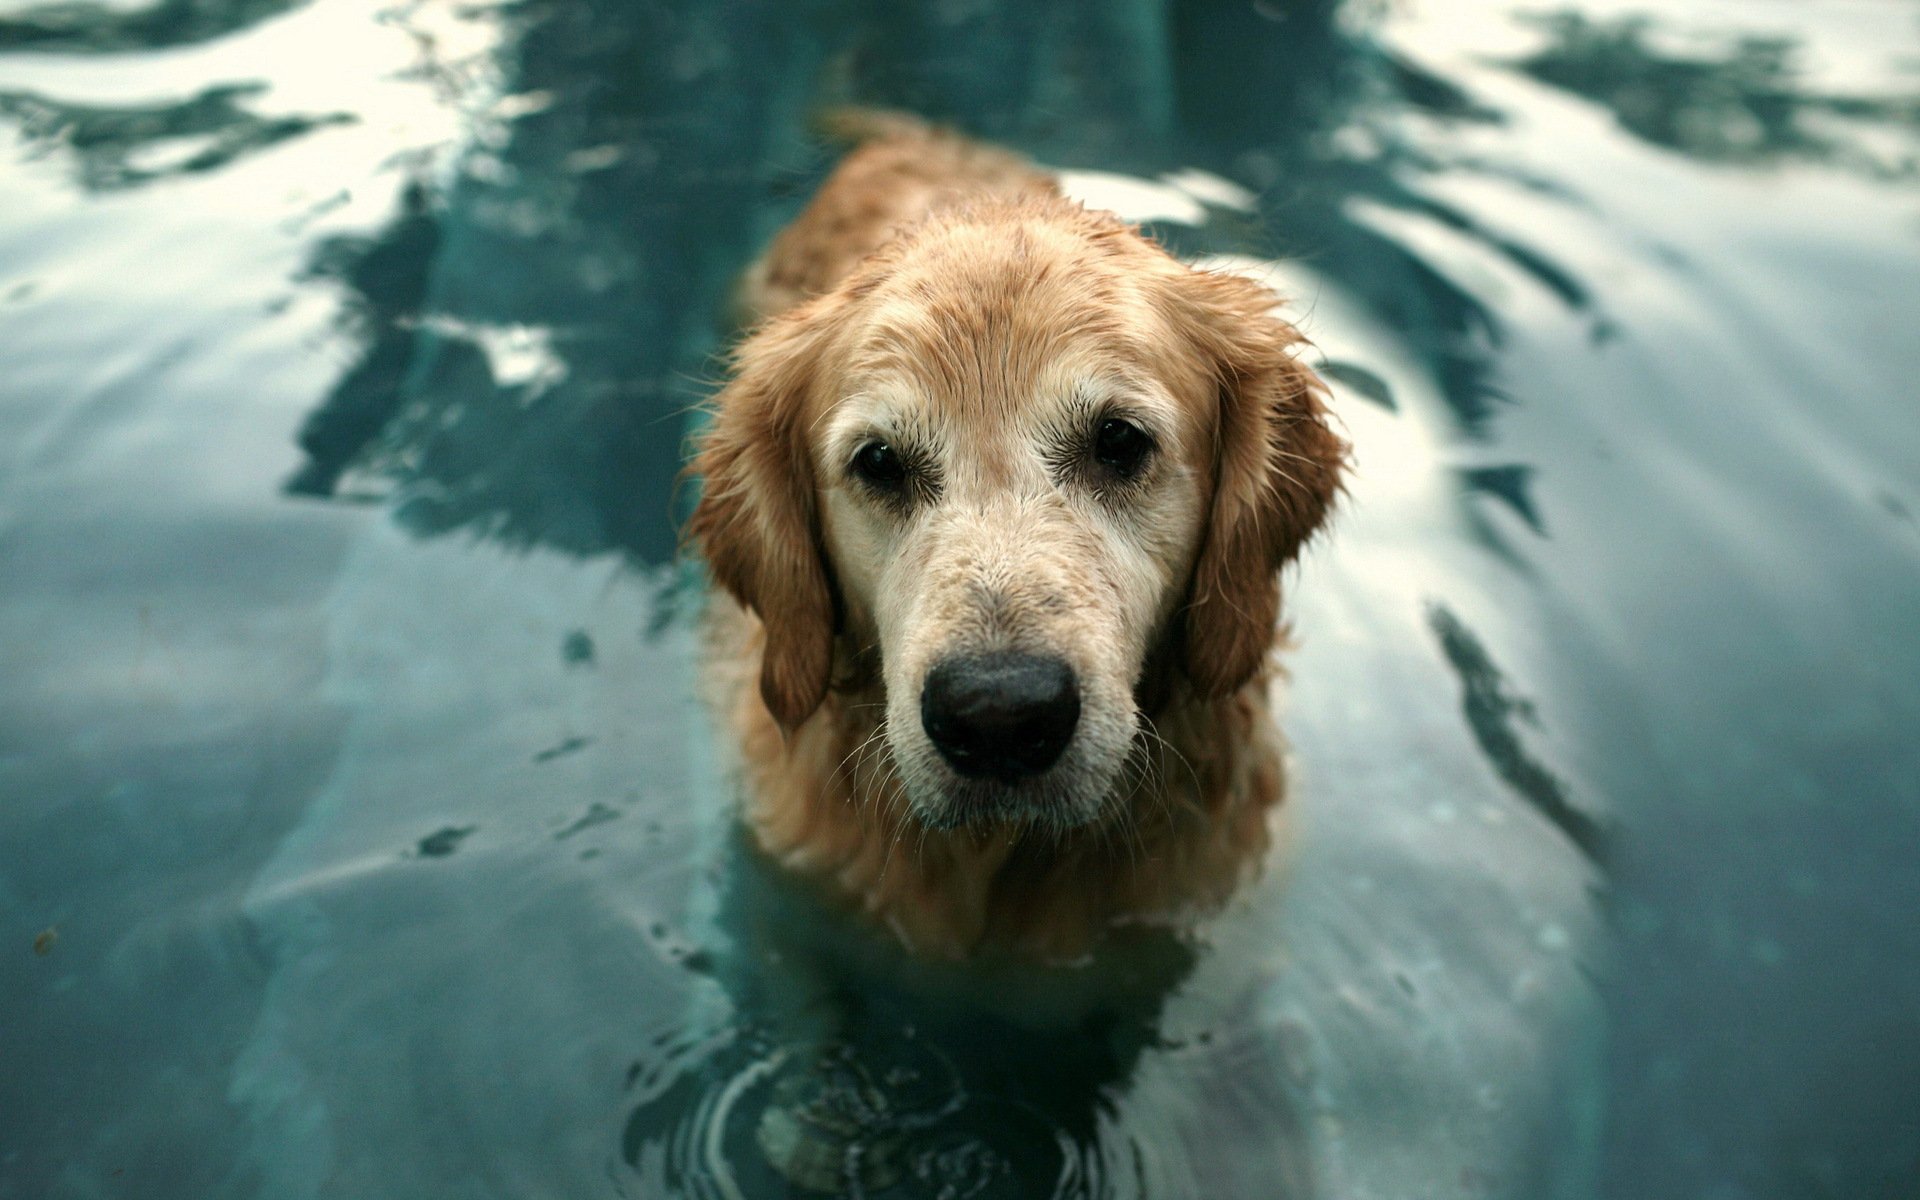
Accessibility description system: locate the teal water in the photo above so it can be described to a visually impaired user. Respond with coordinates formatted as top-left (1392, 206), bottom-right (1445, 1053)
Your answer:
top-left (2, 1), bottom-right (1916, 1197)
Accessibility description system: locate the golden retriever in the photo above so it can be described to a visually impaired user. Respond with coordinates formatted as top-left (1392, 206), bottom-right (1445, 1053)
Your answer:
top-left (689, 112), bottom-right (1345, 962)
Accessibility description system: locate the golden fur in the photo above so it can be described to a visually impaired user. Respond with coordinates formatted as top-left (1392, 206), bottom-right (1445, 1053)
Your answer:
top-left (689, 115), bottom-right (1345, 961)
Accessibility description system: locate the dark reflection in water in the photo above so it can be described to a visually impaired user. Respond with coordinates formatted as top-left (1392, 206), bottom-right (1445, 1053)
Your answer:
top-left (1428, 603), bottom-right (1604, 860)
top-left (0, 84), bottom-right (352, 192)
top-left (287, 182), bottom-right (443, 498)
top-left (1458, 464), bottom-right (1546, 536)
top-left (285, 2), bottom-right (843, 563)
top-left (1166, 2), bottom-right (1520, 439)
top-left (1515, 12), bottom-right (1920, 173)
top-left (0, 0), bottom-right (307, 52)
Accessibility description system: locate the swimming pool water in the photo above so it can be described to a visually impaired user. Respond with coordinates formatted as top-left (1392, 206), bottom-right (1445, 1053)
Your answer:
top-left (2, 1), bottom-right (1916, 1197)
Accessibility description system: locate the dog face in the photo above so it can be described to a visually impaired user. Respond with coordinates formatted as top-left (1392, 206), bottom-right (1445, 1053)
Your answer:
top-left (692, 200), bottom-right (1342, 831)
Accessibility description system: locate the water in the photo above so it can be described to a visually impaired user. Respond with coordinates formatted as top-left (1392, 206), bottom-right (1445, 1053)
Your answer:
top-left (2, 1), bottom-right (1916, 1197)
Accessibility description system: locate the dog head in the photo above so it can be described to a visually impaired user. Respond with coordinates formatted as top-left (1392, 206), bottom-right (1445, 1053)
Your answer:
top-left (691, 199), bottom-right (1343, 830)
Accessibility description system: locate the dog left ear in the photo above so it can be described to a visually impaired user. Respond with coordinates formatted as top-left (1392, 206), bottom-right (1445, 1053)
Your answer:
top-left (686, 302), bottom-right (842, 732)
top-left (1163, 267), bottom-right (1346, 699)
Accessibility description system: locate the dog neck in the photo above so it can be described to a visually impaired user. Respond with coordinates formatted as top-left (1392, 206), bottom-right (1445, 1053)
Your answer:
top-left (721, 616), bottom-right (1288, 962)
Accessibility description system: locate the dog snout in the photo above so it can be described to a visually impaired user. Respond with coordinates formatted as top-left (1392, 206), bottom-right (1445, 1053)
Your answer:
top-left (920, 652), bottom-right (1080, 782)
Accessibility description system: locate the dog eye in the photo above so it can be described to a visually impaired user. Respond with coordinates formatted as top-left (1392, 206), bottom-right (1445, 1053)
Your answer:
top-left (851, 441), bottom-right (908, 490)
top-left (1092, 418), bottom-right (1154, 479)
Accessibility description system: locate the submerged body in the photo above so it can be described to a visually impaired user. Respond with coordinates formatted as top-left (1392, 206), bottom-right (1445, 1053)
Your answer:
top-left (691, 114), bottom-right (1344, 960)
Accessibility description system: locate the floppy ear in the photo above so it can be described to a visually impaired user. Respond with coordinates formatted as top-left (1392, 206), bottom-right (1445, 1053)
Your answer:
top-left (686, 305), bottom-right (841, 731)
top-left (1165, 268), bottom-right (1346, 698)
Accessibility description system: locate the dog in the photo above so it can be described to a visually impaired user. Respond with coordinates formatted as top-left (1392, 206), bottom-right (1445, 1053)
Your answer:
top-left (688, 112), bottom-right (1345, 962)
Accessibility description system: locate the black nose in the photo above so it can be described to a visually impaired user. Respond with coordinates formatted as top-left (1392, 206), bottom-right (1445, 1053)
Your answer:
top-left (920, 653), bottom-right (1080, 782)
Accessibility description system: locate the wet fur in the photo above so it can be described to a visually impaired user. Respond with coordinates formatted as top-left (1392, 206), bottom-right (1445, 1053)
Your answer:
top-left (689, 114), bottom-right (1344, 961)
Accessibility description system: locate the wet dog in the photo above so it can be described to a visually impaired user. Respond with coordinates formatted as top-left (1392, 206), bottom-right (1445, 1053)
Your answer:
top-left (689, 112), bottom-right (1344, 961)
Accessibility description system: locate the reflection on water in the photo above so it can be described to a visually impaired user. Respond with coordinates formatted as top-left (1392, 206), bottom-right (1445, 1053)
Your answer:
top-left (0, 83), bottom-right (351, 191)
top-left (1515, 11), bottom-right (1920, 174)
top-left (281, 0), bottom-right (843, 564)
top-left (0, 0), bottom-right (307, 53)
top-left (621, 835), bottom-right (1219, 1199)
top-left (2, 0), bottom-right (1917, 1198)
top-left (1428, 603), bottom-right (1604, 859)
top-left (286, 180), bottom-right (441, 498)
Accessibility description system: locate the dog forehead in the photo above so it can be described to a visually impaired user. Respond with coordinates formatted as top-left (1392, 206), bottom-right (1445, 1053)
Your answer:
top-left (846, 226), bottom-right (1167, 390)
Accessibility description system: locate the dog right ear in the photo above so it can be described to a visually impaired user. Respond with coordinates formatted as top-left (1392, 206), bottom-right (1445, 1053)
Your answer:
top-left (1159, 266), bottom-right (1346, 699)
top-left (687, 303), bottom-right (841, 733)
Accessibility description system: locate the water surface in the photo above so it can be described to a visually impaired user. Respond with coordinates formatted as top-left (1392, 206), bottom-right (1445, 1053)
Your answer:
top-left (3, 1), bottom-right (1917, 1197)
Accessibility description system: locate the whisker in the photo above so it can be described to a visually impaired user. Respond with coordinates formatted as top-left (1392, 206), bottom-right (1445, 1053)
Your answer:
top-left (828, 721), bottom-right (893, 811)
top-left (1138, 713), bottom-right (1207, 826)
